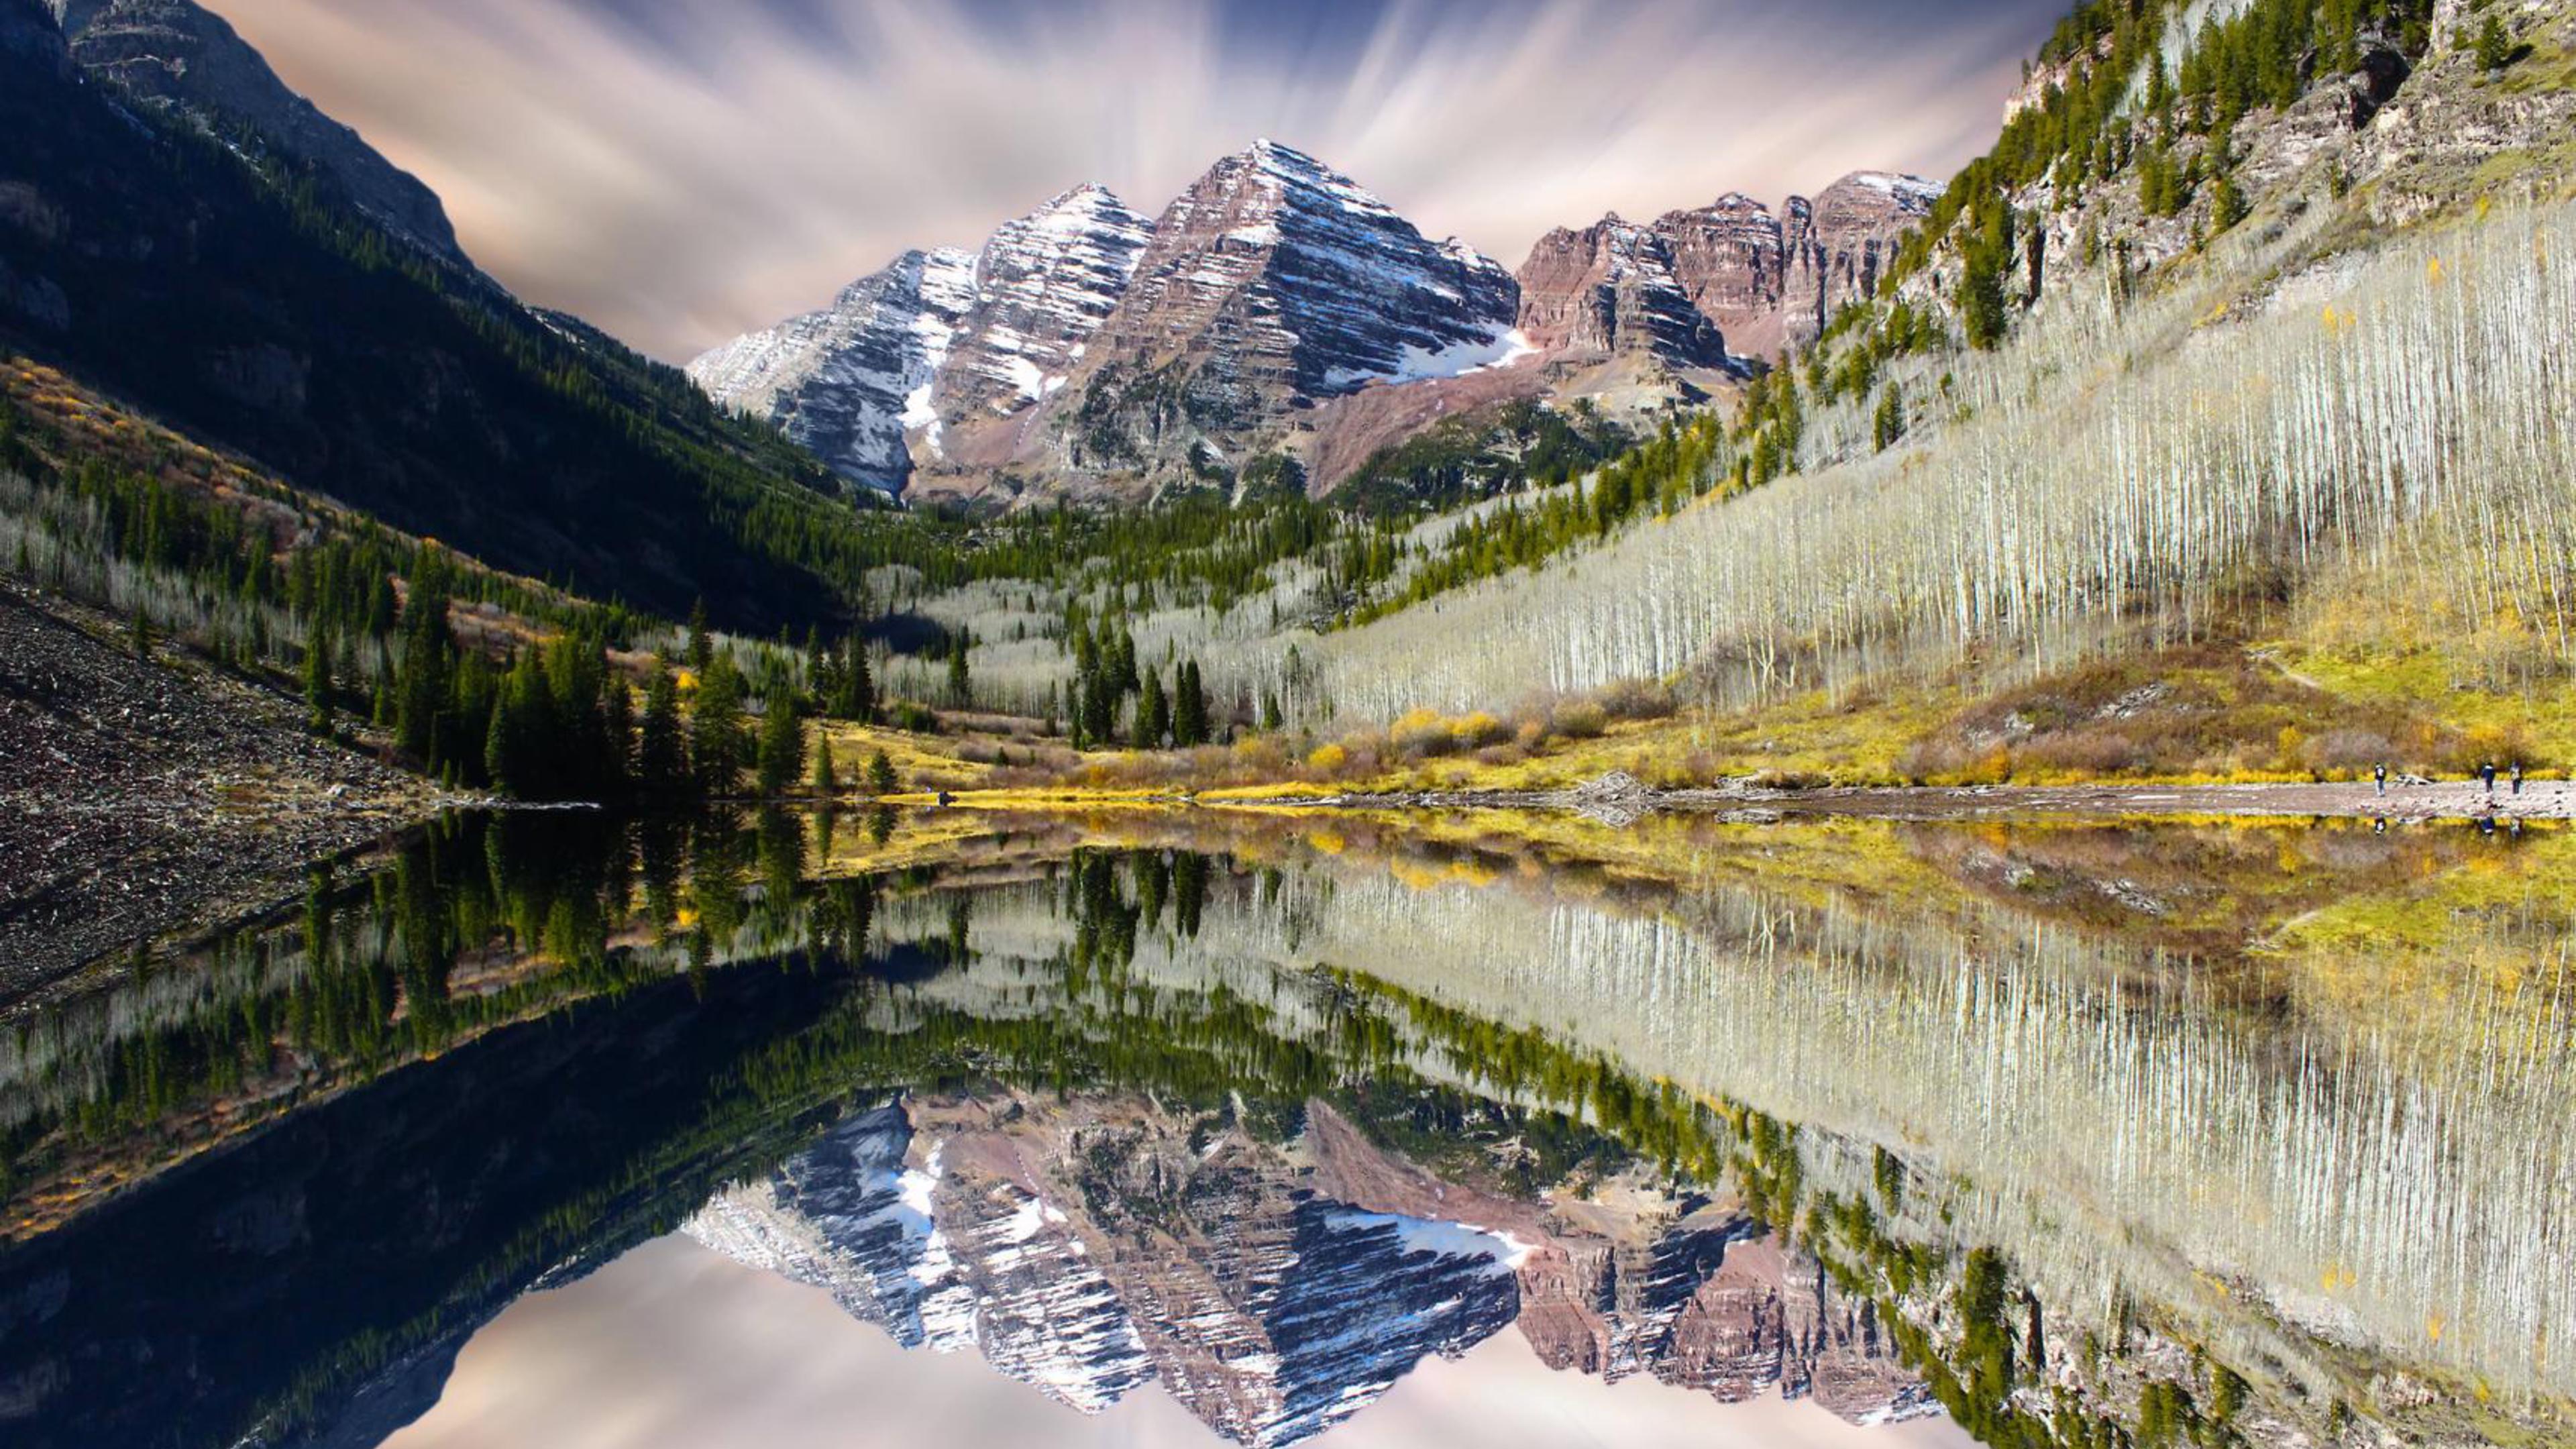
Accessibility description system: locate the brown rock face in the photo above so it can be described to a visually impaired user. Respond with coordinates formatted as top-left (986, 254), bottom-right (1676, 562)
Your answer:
top-left (1512, 215), bottom-right (1729, 367)
top-left (1651, 192), bottom-right (1792, 358)
top-left (1780, 173), bottom-right (1941, 346)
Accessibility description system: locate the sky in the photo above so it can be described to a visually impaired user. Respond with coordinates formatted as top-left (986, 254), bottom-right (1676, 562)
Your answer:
top-left (386, 1233), bottom-right (1979, 1449)
top-left (207, 0), bottom-right (2072, 362)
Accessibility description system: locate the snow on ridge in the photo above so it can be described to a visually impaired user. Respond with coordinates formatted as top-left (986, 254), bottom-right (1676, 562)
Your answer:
top-left (1323, 323), bottom-right (1535, 390)
top-left (1322, 1208), bottom-right (1529, 1272)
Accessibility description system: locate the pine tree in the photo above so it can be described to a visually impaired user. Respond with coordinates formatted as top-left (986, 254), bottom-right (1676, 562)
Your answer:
top-left (849, 635), bottom-right (877, 721)
top-left (130, 604), bottom-right (152, 661)
top-left (1137, 669), bottom-right (1170, 749)
top-left (945, 631), bottom-right (972, 707)
top-left (2476, 15), bottom-right (2512, 72)
top-left (685, 598), bottom-right (712, 672)
top-left (812, 736), bottom-right (838, 797)
top-left (1172, 659), bottom-right (1210, 747)
top-left (755, 693), bottom-right (804, 797)
top-left (1961, 246), bottom-right (2009, 351)
top-left (1872, 384), bottom-right (1907, 452)
top-left (304, 622), bottom-right (333, 733)
top-left (639, 662), bottom-right (690, 796)
top-left (866, 749), bottom-right (898, 795)
top-left (601, 677), bottom-right (635, 795)
top-left (691, 654), bottom-right (748, 796)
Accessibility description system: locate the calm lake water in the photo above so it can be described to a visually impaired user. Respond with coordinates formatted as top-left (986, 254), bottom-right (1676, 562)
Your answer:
top-left (2, 806), bottom-right (2570, 1448)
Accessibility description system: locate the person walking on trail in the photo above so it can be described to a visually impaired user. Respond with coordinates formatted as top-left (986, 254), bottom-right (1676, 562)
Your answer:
top-left (2481, 761), bottom-right (2498, 795)
top-left (2511, 761), bottom-right (2524, 796)
top-left (2373, 763), bottom-right (2387, 796)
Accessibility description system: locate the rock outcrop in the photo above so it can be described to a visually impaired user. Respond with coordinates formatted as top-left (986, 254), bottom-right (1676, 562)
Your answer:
top-left (1511, 215), bottom-right (1729, 367)
top-left (1513, 172), bottom-right (1937, 368)
top-left (44, 0), bottom-right (468, 268)
top-left (1635, 173), bottom-right (1940, 362)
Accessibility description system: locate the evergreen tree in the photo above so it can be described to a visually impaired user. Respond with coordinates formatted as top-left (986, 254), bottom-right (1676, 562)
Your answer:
top-left (2475, 15), bottom-right (2511, 71)
top-left (685, 598), bottom-right (712, 672)
top-left (843, 634), bottom-right (877, 721)
top-left (1260, 691), bottom-right (1283, 732)
top-left (866, 749), bottom-right (899, 795)
top-left (601, 677), bottom-right (635, 794)
top-left (1961, 246), bottom-right (2009, 350)
top-left (130, 604), bottom-right (152, 661)
top-left (755, 692), bottom-right (804, 797)
top-left (1137, 668), bottom-right (1170, 749)
top-left (945, 630), bottom-right (972, 707)
top-left (2210, 172), bottom-right (2249, 232)
top-left (1872, 384), bottom-right (1907, 452)
top-left (1172, 659), bottom-right (1210, 747)
top-left (812, 735), bottom-right (838, 797)
top-left (304, 622), bottom-right (333, 733)
top-left (691, 654), bottom-right (749, 796)
top-left (638, 662), bottom-right (690, 796)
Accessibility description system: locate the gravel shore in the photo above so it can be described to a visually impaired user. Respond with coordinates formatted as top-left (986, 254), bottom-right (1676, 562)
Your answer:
top-left (1, 581), bottom-right (439, 1007)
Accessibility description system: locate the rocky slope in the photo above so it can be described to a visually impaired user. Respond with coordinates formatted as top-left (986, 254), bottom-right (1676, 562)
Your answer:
top-left (687, 248), bottom-right (981, 496)
top-left (44, 0), bottom-right (468, 269)
top-left (686, 1090), bottom-right (1925, 1446)
top-left (0, 578), bottom-right (430, 1005)
top-left (934, 184), bottom-right (1152, 429)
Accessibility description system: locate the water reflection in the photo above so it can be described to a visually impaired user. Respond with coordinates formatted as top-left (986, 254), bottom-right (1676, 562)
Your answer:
top-left (1, 808), bottom-right (2569, 1449)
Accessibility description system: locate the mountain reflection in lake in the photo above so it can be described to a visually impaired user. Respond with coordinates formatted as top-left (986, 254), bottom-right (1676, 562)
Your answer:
top-left (1, 806), bottom-right (2569, 1449)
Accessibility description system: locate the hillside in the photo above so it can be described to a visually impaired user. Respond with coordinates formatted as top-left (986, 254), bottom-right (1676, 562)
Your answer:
top-left (0, 0), bottom-right (865, 631)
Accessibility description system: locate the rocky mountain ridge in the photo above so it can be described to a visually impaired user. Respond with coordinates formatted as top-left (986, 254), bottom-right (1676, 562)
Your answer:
top-left (692, 142), bottom-right (1531, 500)
top-left (693, 146), bottom-right (1936, 501)
top-left (1518, 172), bottom-right (1943, 368)
top-left (44, 0), bottom-right (470, 270)
top-left (684, 1090), bottom-right (1925, 1446)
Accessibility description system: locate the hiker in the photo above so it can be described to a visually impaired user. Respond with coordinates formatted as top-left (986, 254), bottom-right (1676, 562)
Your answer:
top-left (2481, 761), bottom-right (2498, 795)
top-left (2373, 762), bottom-right (2387, 796)
top-left (2511, 761), bottom-right (2524, 796)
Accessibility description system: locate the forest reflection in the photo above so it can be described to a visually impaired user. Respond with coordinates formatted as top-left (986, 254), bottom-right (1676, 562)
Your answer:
top-left (1, 806), bottom-right (2569, 1449)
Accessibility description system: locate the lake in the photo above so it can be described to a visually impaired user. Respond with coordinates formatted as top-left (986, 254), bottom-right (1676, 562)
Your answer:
top-left (2, 805), bottom-right (2569, 1448)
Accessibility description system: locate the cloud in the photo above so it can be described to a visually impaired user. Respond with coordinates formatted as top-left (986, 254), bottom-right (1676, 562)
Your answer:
top-left (209, 0), bottom-right (2064, 360)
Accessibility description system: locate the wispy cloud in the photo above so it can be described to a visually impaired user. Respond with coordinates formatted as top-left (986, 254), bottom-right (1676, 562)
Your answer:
top-left (211, 0), bottom-right (2063, 360)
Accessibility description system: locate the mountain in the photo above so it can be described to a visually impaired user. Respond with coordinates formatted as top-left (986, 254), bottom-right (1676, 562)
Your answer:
top-left (0, 0), bottom-right (856, 628)
top-left (689, 183), bottom-right (1159, 496)
top-left (686, 1090), bottom-right (1923, 1447)
top-left (46, 0), bottom-right (468, 270)
top-left (694, 142), bottom-right (1525, 500)
top-left (1059, 141), bottom-right (1523, 472)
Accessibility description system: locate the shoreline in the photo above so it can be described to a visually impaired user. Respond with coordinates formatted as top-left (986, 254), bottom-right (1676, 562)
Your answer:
top-left (929, 775), bottom-right (2576, 825)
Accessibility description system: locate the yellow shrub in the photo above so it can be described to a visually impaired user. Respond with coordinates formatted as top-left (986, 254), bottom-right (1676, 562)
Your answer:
top-left (1307, 743), bottom-right (1350, 773)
